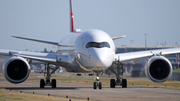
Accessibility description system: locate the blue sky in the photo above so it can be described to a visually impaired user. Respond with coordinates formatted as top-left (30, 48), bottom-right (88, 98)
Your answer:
top-left (0, 0), bottom-right (180, 51)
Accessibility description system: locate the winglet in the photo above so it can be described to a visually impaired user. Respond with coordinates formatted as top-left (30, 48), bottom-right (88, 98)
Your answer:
top-left (112, 35), bottom-right (126, 40)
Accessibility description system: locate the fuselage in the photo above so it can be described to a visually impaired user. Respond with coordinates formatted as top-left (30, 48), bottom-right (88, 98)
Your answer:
top-left (58, 29), bottom-right (115, 72)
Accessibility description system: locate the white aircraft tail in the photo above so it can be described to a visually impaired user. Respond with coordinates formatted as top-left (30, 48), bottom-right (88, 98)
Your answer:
top-left (69, 0), bottom-right (81, 33)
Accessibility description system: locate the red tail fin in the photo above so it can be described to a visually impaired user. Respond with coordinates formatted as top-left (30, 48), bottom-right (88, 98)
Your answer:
top-left (69, 0), bottom-right (81, 33)
top-left (70, 0), bottom-right (75, 32)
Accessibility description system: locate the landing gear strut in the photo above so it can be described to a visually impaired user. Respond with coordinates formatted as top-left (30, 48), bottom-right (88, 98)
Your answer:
top-left (109, 62), bottom-right (127, 88)
top-left (93, 69), bottom-right (103, 89)
top-left (40, 63), bottom-right (59, 88)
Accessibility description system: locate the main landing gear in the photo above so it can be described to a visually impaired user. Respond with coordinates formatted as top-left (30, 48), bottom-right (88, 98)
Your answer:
top-left (109, 62), bottom-right (127, 88)
top-left (93, 69), bottom-right (103, 89)
top-left (40, 63), bottom-right (59, 88)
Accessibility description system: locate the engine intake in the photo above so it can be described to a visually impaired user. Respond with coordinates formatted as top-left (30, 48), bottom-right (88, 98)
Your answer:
top-left (145, 56), bottom-right (172, 82)
top-left (3, 57), bottom-right (30, 83)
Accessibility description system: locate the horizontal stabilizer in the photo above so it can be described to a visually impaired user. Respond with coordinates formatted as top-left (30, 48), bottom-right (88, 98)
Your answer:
top-left (12, 36), bottom-right (73, 47)
top-left (112, 35), bottom-right (126, 40)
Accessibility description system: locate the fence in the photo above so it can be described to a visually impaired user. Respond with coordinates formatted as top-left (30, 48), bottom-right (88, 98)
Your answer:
top-left (171, 72), bottom-right (180, 81)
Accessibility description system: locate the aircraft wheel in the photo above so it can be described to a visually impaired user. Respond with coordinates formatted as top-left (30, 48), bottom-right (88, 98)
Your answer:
top-left (93, 82), bottom-right (97, 89)
top-left (122, 79), bottom-right (127, 88)
top-left (40, 79), bottom-right (45, 88)
top-left (110, 79), bottom-right (115, 88)
top-left (99, 82), bottom-right (102, 89)
top-left (52, 79), bottom-right (56, 88)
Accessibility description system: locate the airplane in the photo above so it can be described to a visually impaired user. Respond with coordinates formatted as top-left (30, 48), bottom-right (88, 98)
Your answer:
top-left (0, 0), bottom-right (180, 89)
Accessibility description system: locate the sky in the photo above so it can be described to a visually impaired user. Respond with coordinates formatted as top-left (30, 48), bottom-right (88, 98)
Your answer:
top-left (0, 0), bottom-right (180, 51)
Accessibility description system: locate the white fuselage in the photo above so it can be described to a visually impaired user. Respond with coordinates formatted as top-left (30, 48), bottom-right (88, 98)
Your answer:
top-left (58, 29), bottom-right (115, 72)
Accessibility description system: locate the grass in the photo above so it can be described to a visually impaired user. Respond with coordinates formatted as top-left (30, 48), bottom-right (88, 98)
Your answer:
top-left (173, 68), bottom-right (180, 73)
top-left (127, 78), bottom-right (180, 89)
top-left (27, 73), bottom-right (111, 84)
top-left (27, 73), bottom-right (131, 84)
top-left (0, 88), bottom-right (88, 101)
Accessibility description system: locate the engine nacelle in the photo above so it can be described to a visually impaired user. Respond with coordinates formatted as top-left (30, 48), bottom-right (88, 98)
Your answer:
top-left (3, 57), bottom-right (30, 84)
top-left (145, 55), bottom-right (172, 82)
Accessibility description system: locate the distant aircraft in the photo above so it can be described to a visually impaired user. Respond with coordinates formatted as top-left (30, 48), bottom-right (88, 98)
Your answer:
top-left (0, 0), bottom-right (180, 89)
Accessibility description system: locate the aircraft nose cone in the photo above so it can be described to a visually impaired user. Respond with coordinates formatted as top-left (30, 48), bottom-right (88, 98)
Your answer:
top-left (91, 49), bottom-right (111, 68)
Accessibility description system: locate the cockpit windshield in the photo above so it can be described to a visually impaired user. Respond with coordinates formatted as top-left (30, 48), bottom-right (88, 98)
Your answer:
top-left (86, 42), bottom-right (110, 48)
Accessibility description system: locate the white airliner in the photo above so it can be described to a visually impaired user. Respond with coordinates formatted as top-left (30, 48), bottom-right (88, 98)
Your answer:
top-left (0, 0), bottom-right (180, 89)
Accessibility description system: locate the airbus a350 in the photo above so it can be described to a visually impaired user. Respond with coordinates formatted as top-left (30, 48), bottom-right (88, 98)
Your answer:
top-left (0, 0), bottom-right (179, 89)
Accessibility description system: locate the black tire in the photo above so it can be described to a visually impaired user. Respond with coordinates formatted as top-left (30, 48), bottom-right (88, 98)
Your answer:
top-left (122, 79), bottom-right (127, 88)
top-left (93, 82), bottom-right (97, 89)
top-left (52, 79), bottom-right (56, 88)
top-left (99, 82), bottom-right (102, 89)
top-left (40, 79), bottom-right (45, 88)
top-left (110, 79), bottom-right (115, 88)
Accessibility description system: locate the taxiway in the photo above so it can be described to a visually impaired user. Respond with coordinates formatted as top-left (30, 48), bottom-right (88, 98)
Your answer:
top-left (0, 78), bottom-right (180, 101)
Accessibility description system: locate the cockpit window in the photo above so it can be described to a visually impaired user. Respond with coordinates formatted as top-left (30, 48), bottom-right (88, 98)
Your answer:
top-left (86, 42), bottom-right (110, 48)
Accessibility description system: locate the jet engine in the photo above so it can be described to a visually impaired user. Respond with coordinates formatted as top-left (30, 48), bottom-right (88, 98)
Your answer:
top-left (3, 57), bottom-right (30, 83)
top-left (145, 55), bottom-right (172, 82)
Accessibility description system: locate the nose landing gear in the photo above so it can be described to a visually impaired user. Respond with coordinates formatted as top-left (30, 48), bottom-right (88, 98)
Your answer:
top-left (93, 69), bottom-right (103, 89)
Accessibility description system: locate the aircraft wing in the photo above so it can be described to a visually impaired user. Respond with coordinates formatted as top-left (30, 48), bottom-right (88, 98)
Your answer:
top-left (112, 35), bottom-right (126, 40)
top-left (12, 36), bottom-right (73, 47)
top-left (0, 49), bottom-right (70, 67)
top-left (115, 48), bottom-right (180, 63)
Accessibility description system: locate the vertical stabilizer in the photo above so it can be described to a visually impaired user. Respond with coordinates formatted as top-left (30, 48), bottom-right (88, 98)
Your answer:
top-left (70, 0), bottom-right (75, 32)
top-left (69, 0), bottom-right (81, 33)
